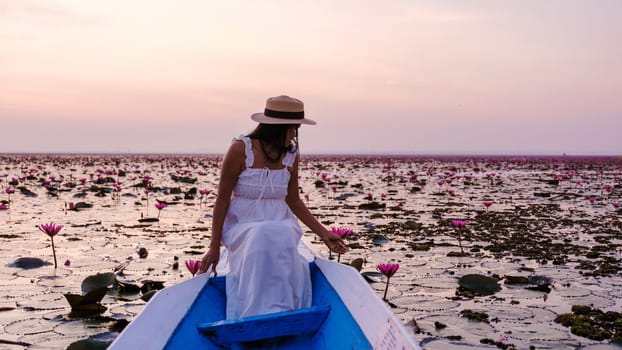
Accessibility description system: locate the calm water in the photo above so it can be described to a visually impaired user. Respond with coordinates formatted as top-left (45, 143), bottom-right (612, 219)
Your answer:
top-left (0, 154), bottom-right (621, 349)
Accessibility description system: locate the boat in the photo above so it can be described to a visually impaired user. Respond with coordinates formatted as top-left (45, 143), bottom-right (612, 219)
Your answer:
top-left (109, 238), bottom-right (422, 349)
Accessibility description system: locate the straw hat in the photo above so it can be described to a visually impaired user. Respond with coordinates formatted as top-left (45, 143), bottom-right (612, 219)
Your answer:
top-left (251, 95), bottom-right (316, 125)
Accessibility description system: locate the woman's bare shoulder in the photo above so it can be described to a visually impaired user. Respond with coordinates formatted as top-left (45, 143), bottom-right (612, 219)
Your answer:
top-left (222, 139), bottom-right (246, 171)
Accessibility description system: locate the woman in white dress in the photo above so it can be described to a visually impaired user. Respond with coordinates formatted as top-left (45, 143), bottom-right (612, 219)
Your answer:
top-left (198, 95), bottom-right (348, 320)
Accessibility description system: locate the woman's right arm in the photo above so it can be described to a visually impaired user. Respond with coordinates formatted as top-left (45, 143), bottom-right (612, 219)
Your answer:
top-left (198, 141), bottom-right (245, 275)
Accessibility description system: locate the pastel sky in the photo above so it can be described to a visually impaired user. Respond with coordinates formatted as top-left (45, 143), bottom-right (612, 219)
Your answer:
top-left (1, 0), bottom-right (621, 155)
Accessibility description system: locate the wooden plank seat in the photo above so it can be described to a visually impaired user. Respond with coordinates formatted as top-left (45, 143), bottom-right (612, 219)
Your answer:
top-left (197, 305), bottom-right (330, 346)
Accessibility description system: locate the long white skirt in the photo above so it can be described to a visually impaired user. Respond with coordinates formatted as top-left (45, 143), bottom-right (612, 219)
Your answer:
top-left (222, 219), bottom-right (312, 319)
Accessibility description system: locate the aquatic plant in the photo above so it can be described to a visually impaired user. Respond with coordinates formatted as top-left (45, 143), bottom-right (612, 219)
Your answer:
top-left (5, 187), bottom-right (15, 205)
top-left (451, 219), bottom-right (468, 254)
top-left (38, 222), bottom-right (63, 268)
top-left (330, 227), bottom-right (354, 262)
top-left (483, 200), bottom-right (493, 212)
top-left (457, 274), bottom-right (501, 297)
top-left (185, 260), bottom-right (202, 277)
top-left (155, 201), bottom-right (168, 219)
top-left (377, 263), bottom-right (399, 301)
top-left (199, 189), bottom-right (212, 205)
top-left (554, 305), bottom-right (621, 341)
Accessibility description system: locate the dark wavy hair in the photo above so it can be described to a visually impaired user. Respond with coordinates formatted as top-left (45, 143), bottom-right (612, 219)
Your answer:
top-left (247, 123), bottom-right (299, 163)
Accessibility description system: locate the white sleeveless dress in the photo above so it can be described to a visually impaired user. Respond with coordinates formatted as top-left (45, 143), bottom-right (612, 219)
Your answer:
top-left (221, 135), bottom-right (312, 320)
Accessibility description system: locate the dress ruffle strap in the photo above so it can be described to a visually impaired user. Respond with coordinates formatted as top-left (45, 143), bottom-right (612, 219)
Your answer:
top-left (233, 135), bottom-right (254, 168)
top-left (282, 150), bottom-right (297, 168)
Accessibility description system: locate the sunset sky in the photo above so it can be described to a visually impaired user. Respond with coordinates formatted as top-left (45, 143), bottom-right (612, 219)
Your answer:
top-left (1, 0), bottom-right (621, 155)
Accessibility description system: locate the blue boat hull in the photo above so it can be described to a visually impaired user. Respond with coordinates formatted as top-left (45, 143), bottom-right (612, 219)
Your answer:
top-left (163, 262), bottom-right (372, 349)
top-left (109, 240), bottom-right (421, 349)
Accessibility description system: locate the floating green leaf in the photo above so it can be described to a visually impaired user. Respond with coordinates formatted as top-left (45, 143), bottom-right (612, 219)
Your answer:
top-left (348, 258), bottom-right (364, 271)
top-left (141, 290), bottom-right (157, 302)
top-left (81, 272), bottom-right (116, 295)
top-left (64, 287), bottom-right (108, 314)
top-left (458, 274), bottom-right (501, 296)
top-left (66, 337), bottom-right (112, 350)
top-left (9, 257), bottom-right (51, 269)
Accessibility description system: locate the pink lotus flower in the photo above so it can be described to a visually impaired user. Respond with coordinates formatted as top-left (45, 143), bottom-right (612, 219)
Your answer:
top-left (483, 201), bottom-right (493, 207)
top-left (377, 263), bottom-right (399, 277)
top-left (185, 260), bottom-right (202, 277)
top-left (330, 227), bottom-right (353, 262)
top-left (155, 202), bottom-right (167, 218)
top-left (38, 223), bottom-right (63, 268)
top-left (612, 201), bottom-right (619, 208)
top-left (331, 227), bottom-right (354, 239)
top-left (451, 220), bottom-right (468, 228)
top-left (377, 263), bottom-right (399, 301)
top-left (589, 197), bottom-right (596, 204)
top-left (0, 203), bottom-right (8, 210)
top-left (5, 188), bottom-right (15, 194)
top-left (199, 189), bottom-right (212, 205)
top-left (451, 220), bottom-right (468, 253)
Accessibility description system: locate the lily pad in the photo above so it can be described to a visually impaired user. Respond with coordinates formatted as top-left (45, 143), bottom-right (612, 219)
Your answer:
top-left (141, 289), bottom-right (157, 302)
top-left (371, 234), bottom-right (389, 245)
top-left (64, 287), bottom-right (108, 313)
top-left (66, 336), bottom-right (113, 350)
top-left (8, 257), bottom-right (51, 269)
top-left (72, 202), bottom-right (93, 210)
top-left (458, 274), bottom-right (501, 296)
top-left (348, 258), bottom-right (364, 271)
top-left (140, 280), bottom-right (165, 294)
top-left (81, 272), bottom-right (116, 295)
top-left (138, 217), bottom-right (159, 223)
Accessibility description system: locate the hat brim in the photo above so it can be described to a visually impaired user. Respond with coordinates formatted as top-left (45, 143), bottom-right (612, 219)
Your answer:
top-left (251, 113), bottom-right (316, 125)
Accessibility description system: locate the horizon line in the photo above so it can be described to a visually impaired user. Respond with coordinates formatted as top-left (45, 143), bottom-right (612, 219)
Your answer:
top-left (1, 151), bottom-right (621, 158)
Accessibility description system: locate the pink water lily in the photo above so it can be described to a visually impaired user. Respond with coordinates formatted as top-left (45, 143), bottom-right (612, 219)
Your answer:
top-left (38, 223), bottom-right (63, 268)
top-left (330, 227), bottom-right (353, 262)
top-left (451, 220), bottom-right (468, 253)
top-left (155, 202), bottom-right (167, 218)
top-left (377, 263), bottom-right (399, 277)
top-left (199, 189), bottom-right (212, 205)
top-left (185, 260), bottom-right (202, 277)
top-left (377, 263), bottom-right (399, 301)
top-left (483, 200), bottom-right (493, 213)
top-left (451, 220), bottom-right (468, 228)
top-left (330, 227), bottom-right (354, 239)
top-left (5, 187), bottom-right (15, 204)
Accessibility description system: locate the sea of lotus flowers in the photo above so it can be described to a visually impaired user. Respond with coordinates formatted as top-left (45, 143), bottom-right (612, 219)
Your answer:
top-left (0, 153), bottom-right (621, 349)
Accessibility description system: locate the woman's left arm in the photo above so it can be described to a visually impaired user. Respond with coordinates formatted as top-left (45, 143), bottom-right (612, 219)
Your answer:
top-left (286, 154), bottom-right (347, 254)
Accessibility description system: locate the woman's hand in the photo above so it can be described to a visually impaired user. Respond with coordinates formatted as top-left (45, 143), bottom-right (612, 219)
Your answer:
top-left (198, 245), bottom-right (220, 276)
top-left (322, 230), bottom-right (348, 255)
